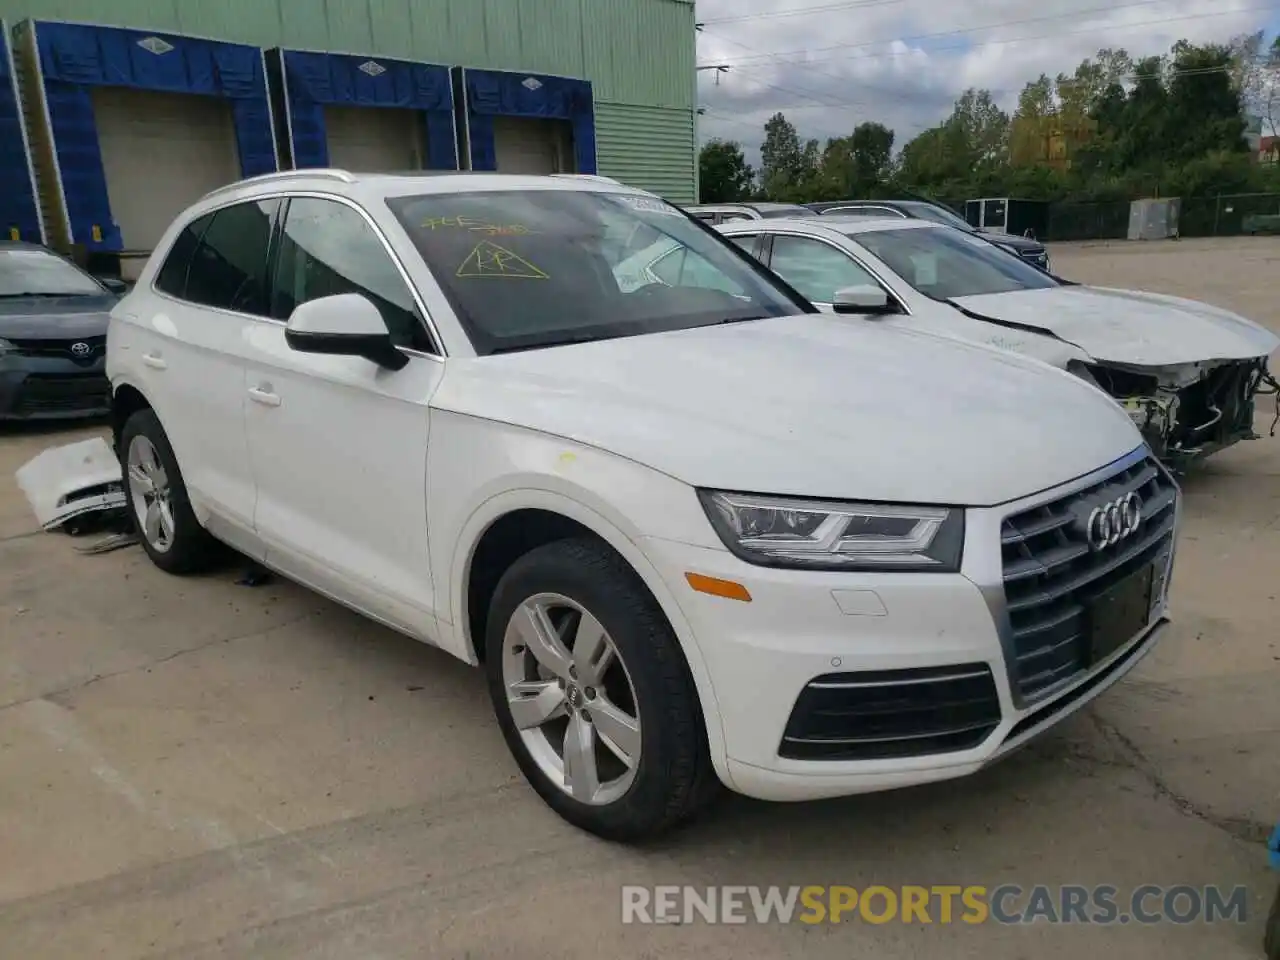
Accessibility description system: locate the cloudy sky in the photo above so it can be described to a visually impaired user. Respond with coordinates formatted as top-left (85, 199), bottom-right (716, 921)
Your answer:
top-left (695, 0), bottom-right (1280, 162)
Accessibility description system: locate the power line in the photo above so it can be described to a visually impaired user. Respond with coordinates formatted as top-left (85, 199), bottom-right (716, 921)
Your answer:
top-left (702, 27), bottom-right (957, 113)
top-left (708, 0), bottom-right (1277, 68)
top-left (699, 0), bottom-right (903, 27)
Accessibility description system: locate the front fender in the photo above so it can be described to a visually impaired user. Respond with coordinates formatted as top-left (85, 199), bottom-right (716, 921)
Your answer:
top-left (426, 411), bottom-right (730, 785)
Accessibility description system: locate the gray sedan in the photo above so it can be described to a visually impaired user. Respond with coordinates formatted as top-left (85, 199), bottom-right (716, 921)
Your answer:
top-left (0, 242), bottom-right (126, 421)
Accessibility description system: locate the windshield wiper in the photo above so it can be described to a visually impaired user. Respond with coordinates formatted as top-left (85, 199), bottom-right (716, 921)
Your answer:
top-left (717, 314), bottom-right (771, 325)
top-left (0, 291), bottom-right (73, 299)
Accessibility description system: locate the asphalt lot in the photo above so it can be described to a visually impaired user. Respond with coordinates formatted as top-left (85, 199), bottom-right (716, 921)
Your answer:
top-left (2, 235), bottom-right (1279, 959)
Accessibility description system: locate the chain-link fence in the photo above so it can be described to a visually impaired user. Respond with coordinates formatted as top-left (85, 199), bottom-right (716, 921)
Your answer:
top-left (1044, 193), bottom-right (1280, 242)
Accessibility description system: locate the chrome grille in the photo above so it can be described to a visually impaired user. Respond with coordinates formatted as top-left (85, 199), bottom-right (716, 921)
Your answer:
top-left (1000, 456), bottom-right (1178, 698)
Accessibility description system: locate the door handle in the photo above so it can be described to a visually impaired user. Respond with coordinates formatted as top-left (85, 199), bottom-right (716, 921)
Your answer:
top-left (141, 353), bottom-right (167, 370)
top-left (247, 386), bottom-right (281, 407)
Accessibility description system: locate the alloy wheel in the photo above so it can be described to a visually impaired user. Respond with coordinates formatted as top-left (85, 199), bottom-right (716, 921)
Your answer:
top-left (501, 592), bottom-right (642, 806)
top-left (127, 435), bottom-right (175, 553)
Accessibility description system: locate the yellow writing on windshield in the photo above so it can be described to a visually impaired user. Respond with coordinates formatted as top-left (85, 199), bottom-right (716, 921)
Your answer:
top-left (456, 241), bottom-right (549, 279)
top-left (422, 215), bottom-right (533, 236)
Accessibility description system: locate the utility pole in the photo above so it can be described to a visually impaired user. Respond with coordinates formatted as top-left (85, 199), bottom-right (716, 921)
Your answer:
top-left (693, 22), bottom-right (731, 202)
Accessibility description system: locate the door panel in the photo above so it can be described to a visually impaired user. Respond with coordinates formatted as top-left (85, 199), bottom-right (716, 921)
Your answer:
top-left (140, 201), bottom-right (277, 545)
top-left (244, 196), bottom-right (443, 634)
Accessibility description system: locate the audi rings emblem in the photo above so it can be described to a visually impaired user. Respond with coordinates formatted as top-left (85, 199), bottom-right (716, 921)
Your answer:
top-left (70, 342), bottom-right (91, 357)
top-left (1086, 492), bottom-right (1142, 550)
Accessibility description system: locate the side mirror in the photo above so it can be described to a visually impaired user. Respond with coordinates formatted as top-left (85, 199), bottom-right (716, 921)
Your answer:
top-left (284, 293), bottom-right (408, 370)
top-left (98, 276), bottom-right (129, 295)
top-left (832, 285), bottom-right (891, 315)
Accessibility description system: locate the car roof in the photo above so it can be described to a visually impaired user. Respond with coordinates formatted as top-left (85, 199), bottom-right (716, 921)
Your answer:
top-left (718, 216), bottom-right (938, 236)
top-left (187, 169), bottom-right (646, 217)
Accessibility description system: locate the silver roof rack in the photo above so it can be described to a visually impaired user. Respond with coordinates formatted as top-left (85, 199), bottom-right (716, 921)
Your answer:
top-left (550, 173), bottom-right (620, 184)
top-left (199, 168), bottom-right (356, 202)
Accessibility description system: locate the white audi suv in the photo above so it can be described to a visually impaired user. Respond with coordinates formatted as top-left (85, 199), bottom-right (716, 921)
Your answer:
top-left (107, 170), bottom-right (1181, 840)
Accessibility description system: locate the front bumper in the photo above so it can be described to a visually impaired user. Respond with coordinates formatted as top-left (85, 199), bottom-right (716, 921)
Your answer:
top-left (643, 446), bottom-right (1178, 802)
top-left (1021, 250), bottom-right (1050, 270)
top-left (0, 355), bottom-right (110, 420)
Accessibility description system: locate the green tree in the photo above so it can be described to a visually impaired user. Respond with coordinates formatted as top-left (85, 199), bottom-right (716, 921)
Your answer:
top-left (952, 88), bottom-right (1010, 169)
top-left (816, 122), bottom-right (895, 198)
top-left (698, 139), bottom-right (755, 202)
top-left (1164, 40), bottom-right (1248, 163)
top-left (759, 113), bottom-right (804, 198)
top-left (1252, 34), bottom-right (1280, 138)
top-left (849, 122), bottom-right (895, 190)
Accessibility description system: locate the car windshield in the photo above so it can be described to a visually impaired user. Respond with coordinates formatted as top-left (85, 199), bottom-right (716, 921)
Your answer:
top-left (900, 202), bottom-right (976, 232)
top-left (0, 248), bottom-right (105, 297)
top-left (851, 227), bottom-right (1060, 299)
top-left (386, 190), bottom-right (808, 354)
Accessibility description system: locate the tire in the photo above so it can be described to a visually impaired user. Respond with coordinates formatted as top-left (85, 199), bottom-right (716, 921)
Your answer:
top-left (1266, 884), bottom-right (1280, 960)
top-left (119, 408), bottom-right (219, 574)
top-left (484, 537), bottom-right (721, 842)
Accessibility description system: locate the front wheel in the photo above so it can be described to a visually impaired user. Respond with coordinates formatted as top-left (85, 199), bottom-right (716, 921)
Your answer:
top-left (119, 408), bottom-right (219, 574)
top-left (485, 538), bottom-right (719, 841)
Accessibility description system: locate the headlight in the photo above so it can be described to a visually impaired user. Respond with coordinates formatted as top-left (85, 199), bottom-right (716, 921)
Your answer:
top-left (698, 490), bottom-right (964, 571)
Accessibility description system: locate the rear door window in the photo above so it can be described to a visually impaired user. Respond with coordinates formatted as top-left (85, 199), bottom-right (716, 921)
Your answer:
top-left (153, 214), bottom-right (211, 300)
top-left (767, 235), bottom-right (884, 305)
top-left (179, 200), bottom-right (279, 315)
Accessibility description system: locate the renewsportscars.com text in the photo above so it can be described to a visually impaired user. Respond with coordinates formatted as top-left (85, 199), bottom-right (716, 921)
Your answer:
top-left (621, 884), bottom-right (1250, 926)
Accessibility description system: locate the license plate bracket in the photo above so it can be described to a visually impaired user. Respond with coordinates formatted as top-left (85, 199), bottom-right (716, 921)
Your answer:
top-left (1086, 563), bottom-right (1154, 665)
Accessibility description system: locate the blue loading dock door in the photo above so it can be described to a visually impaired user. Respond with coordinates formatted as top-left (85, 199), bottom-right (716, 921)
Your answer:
top-left (453, 67), bottom-right (596, 174)
top-left (0, 21), bottom-right (43, 243)
top-left (271, 49), bottom-right (456, 172)
top-left (20, 20), bottom-right (275, 254)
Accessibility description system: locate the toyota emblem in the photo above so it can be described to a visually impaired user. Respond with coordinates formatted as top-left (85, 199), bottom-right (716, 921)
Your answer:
top-left (70, 341), bottom-right (92, 358)
top-left (1086, 492), bottom-right (1142, 550)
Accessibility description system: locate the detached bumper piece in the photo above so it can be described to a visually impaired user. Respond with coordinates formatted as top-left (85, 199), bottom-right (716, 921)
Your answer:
top-left (779, 663), bottom-right (1002, 761)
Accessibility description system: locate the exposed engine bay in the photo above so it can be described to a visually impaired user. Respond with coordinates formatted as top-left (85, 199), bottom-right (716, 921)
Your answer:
top-left (1076, 358), bottom-right (1280, 469)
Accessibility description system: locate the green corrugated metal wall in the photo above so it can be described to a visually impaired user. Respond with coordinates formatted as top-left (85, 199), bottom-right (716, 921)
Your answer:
top-left (0, 0), bottom-right (696, 199)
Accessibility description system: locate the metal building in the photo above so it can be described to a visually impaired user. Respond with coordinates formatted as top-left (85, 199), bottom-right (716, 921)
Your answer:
top-left (10, 18), bottom-right (275, 270)
top-left (0, 19), bottom-right (41, 243)
top-left (0, 0), bottom-right (696, 268)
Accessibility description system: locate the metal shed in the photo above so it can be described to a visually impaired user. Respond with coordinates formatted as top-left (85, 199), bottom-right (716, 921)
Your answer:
top-left (11, 19), bottom-right (276, 260)
top-left (0, 20), bottom-right (43, 244)
top-left (453, 67), bottom-right (596, 175)
top-left (267, 49), bottom-right (456, 173)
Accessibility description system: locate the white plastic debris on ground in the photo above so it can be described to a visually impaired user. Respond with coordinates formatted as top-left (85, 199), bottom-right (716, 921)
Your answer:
top-left (15, 437), bottom-right (127, 531)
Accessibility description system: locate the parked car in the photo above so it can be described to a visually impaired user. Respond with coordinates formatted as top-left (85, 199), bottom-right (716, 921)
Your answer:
top-left (683, 202), bottom-right (814, 224)
top-left (699, 216), bottom-right (1278, 466)
top-left (806, 199), bottom-right (1052, 271)
top-left (108, 170), bottom-right (1179, 841)
top-left (0, 241), bottom-right (127, 421)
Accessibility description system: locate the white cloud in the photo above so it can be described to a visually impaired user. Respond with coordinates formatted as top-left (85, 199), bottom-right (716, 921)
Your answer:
top-left (695, 0), bottom-right (1274, 163)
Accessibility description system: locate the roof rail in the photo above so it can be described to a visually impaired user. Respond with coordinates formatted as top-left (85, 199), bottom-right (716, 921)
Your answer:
top-left (199, 168), bottom-right (356, 203)
top-left (550, 173), bottom-right (620, 184)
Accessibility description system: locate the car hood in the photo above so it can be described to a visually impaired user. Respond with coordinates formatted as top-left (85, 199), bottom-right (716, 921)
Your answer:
top-left (950, 285), bottom-right (1279, 367)
top-left (979, 232), bottom-right (1044, 253)
top-left (432, 314), bottom-right (1142, 507)
top-left (0, 294), bottom-right (116, 338)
